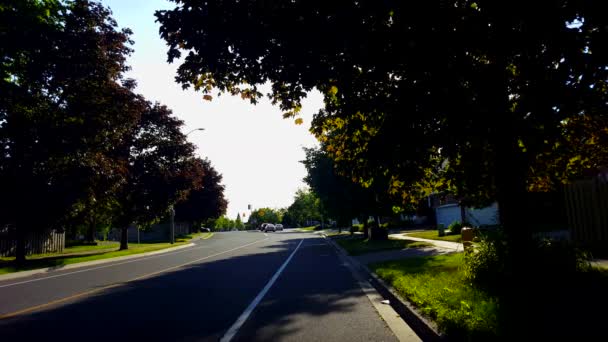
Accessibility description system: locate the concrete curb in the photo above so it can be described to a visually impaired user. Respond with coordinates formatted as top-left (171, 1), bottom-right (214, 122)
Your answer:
top-left (322, 233), bottom-right (444, 341)
top-left (0, 242), bottom-right (196, 282)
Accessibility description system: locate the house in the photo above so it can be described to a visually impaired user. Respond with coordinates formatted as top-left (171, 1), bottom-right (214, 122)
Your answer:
top-left (430, 193), bottom-right (499, 228)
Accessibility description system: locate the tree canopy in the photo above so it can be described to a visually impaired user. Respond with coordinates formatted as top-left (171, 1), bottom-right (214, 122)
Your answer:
top-left (248, 207), bottom-right (282, 226)
top-left (282, 189), bottom-right (323, 227)
top-left (174, 158), bottom-right (228, 225)
top-left (0, 0), bottom-right (219, 260)
top-left (157, 1), bottom-right (608, 242)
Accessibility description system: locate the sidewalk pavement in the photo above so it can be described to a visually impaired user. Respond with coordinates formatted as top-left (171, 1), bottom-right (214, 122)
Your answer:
top-left (390, 233), bottom-right (464, 252)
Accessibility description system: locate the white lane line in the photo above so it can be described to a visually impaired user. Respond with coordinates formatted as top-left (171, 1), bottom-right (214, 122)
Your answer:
top-left (0, 237), bottom-right (267, 289)
top-left (220, 239), bottom-right (304, 342)
top-left (264, 233), bottom-right (268, 237)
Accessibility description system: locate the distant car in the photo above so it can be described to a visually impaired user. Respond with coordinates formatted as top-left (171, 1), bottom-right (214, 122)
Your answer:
top-left (275, 224), bottom-right (283, 231)
top-left (264, 224), bottom-right (276, 232)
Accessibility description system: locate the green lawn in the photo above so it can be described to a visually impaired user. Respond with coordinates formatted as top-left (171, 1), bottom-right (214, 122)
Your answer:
top-left (175, 231), bottom-right (213, 242)
top-left (334, 237), bottom-right (431, 256)
top-left (55, 241), bottom-right (120, 255)
top-left (325, 231), bottom-right (351, 238)
top-left (0, 232), bottom-right (213, 275)
top-left (405, 230), bottom-right (463, 243)
top-left (370, 254), bottom-right (498, 339)
top-left (299, 226), bottom-right (318, 232)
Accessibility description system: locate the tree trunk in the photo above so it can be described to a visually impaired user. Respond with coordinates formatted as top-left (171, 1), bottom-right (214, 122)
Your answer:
top-left (119, 226), bottom-right (129, 250)
top-left (460, 204), bottom-right (467, 226)
top-left (85, 220), bottom-right (96, 244)
top-left (15, 225), bottom-right (26, 266)
top-left (362, 220), bottom-right (369, 239)
top-left (369, 215), bottom-right (388, 240)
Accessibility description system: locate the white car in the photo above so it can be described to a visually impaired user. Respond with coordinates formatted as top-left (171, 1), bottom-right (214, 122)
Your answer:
top-left (275, 224), bottom-right (283, 231)
top-left (264, 224), bottom-right (276, 232)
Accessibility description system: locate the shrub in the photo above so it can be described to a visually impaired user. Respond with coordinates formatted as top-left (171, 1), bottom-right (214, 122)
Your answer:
top-left (351, 223), bottom-right (365, 232)
top-left (448, 221), bottom-right (463, 235)
top-left (463, 231), bottom-right (592, 296)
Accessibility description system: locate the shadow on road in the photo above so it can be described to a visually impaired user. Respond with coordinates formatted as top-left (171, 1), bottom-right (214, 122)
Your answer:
top-left (0, 235), bottom-right (378, 342)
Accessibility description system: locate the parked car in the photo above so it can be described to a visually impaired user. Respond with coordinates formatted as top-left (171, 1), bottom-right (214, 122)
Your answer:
top-left (264, 224), bottom-right (276, 232)
top-left (275, 224), bottom-right (283, 231)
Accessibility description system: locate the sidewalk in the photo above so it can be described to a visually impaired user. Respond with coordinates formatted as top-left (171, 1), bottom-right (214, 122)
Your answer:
top-left (390, 233), bottom-right (464, 252)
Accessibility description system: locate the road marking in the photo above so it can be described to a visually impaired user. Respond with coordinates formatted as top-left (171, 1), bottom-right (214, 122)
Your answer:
top-left (0, 237), bottom-right (269, 320)
top-left (220, 239), bottom-right (304, 342)
top-left (0, 238), bottom-right (224, 289)
top-left (264, 233), bottom-right (268, 237)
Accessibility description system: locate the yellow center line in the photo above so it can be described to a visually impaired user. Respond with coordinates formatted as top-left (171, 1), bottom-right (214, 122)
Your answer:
top-left (0, 237), bottom-right (269, 320)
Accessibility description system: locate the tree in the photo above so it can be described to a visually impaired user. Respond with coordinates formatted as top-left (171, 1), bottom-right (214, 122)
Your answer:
top-left (174, 158), bottom-right (228, 227)
top-left (302, 147), bottom-right (392, 238)
top-left (212, 216), bottom-right (234, 231)
top-left (235, 213), bottom-right (244, 230)
top-left (282, 189), bottom-right (323, 228)
top-left (157, 1), bottom-right (608, 253)
top-left (248, 207), bottom-right (281, 226)
top-left (0, 0), bottom-right (137, 262)
top-left (112, 101), bottom-right (203, 250)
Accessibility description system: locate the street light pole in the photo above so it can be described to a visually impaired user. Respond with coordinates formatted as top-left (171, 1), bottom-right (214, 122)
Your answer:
top-left (170, 206), bottom-right (175, 244)
top-left (185, 127), bottom-right (205, 136)
top-left (170, 127), bottom-right (204, 241)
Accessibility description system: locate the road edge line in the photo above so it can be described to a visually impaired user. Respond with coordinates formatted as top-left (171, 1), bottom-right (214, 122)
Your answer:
top-left (220, 239), bottom-right (304, 342)
top-left (0, 243), bottom-right (197, 283)
top-left (0, 237), bottom-right (269, 320)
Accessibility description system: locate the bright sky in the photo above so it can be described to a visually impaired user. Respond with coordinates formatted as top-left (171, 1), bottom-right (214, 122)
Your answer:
top-left (101, 0), bottom-right (322, 220)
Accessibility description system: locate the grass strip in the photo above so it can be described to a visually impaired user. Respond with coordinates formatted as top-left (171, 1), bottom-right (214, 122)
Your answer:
top-left (334, 237), bottom-right (431, 256)
top-left (370, 254), bottom-right (498, 339)
top-left (405, 230), bottom-right (462, 243)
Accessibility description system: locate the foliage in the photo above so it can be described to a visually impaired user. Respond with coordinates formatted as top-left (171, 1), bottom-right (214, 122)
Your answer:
top-left (0, 0), bottom-right (140, 261)
top-left (334, 237), bottom-right (430, 256)
top-left (111, 101), bottom-right (203, 249)
top-left (448, 222), bottom-right (463, 235)
top-left (248, 207), bottom-right (282, 226)
top-left (156, 0), bottom-right (608, 246)
top-left (302, 147), bottom-right (393, 228)
top-left (212, 216), bottom-right (235, 230)
top-left (281, 189), bottom-right (323, 227)
top-left (371, 254), bottom-right (499, 340)
top-left (463, 233), bottom-right (592, 296)
top-left (174, 158), bottom-right (228, 225)
top-left (234, 213), bottom-right (244, 230)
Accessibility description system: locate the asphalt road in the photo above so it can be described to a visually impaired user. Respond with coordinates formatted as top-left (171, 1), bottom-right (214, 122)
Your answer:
top-left (0, 230), bottom-right (402, 341)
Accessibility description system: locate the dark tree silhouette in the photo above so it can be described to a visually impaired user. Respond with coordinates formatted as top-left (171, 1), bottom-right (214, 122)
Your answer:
top-left (157, 0), bottom-right (608, 252)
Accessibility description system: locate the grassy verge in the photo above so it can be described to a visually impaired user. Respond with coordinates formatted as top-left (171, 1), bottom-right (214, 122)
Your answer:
top-left (405, 230), bottom-right (462, 243)
top-left (325, 231), bottom-right (351, 238)
top-left (0, 233), bottom-right (213, 275)
top-left (299, 226), bottom-right (318, 232)
top-left (370, 254), bottom-right (498, 339)
top-left (334, 237), bottom-right (431, 256)
top-left (175, 231), bottom-right (212, 242)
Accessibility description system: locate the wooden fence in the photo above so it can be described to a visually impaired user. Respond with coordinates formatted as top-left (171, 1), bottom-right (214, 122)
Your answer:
top-left (564, 178), bottom-right (608, 248)
top-left (0, 228), bottom-right (65, 257)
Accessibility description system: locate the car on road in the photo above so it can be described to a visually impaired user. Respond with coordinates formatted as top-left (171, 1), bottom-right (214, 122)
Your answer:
top-left (275, 224), bottom-right (283, 231)
top-left (263, 224), bottom-right (276, 232)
